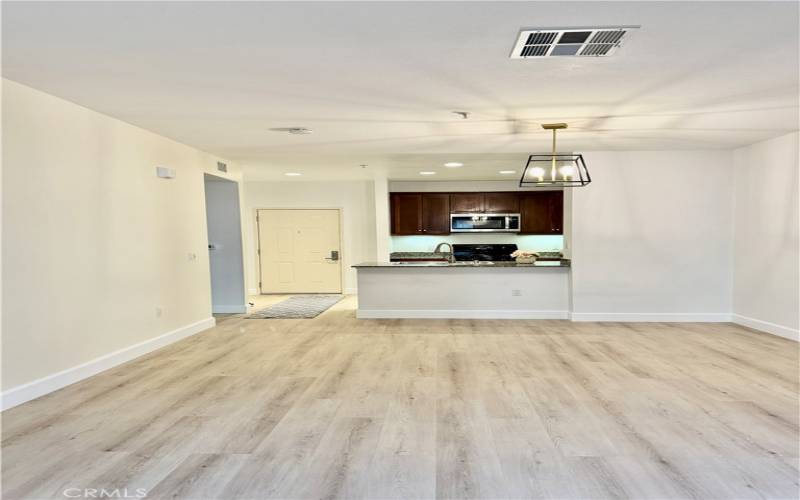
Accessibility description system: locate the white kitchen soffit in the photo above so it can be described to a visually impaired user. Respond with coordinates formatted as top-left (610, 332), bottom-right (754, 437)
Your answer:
top-left (510, 27), bottom-right (640, 58)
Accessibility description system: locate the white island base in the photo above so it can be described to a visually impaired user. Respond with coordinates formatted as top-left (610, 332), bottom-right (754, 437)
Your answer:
top-left (354, 263), bottom-right (570, 319)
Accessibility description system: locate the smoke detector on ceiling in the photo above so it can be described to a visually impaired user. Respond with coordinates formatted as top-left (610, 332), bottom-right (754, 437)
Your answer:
top-left (510, 26), bottom-right (639, 58)
top-left (270, 127), bottom-right (313, 135)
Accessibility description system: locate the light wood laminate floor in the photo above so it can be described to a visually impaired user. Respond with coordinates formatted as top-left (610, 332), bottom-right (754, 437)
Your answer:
top-left (3, 295), bottom-right (799, 499)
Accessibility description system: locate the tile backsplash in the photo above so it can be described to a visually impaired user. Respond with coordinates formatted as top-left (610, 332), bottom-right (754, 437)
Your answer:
top-left (390, 234), bottom-right (564, 253)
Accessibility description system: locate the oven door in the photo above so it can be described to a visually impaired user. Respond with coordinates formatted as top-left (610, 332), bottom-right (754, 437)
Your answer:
top-left (450, 213), bottom-right (521, 232)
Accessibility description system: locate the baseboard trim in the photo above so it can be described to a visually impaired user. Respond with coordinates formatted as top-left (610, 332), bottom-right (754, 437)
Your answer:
top-left (570, 312), bottom-right (731, 322)
top-left (344, 287), bottom-right (357, 295)
top-left (732, 314), bottom-right (799, 342)
top-left (356, 309), bottom-right (569, 319)
top-left (212, 305), bottom-right (247, 314)
top-left (1, 317), bottom-right (216, 411)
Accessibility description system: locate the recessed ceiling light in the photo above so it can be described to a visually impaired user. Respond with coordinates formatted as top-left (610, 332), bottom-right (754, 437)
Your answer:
top-left (284, 172), bottom-right (302, 176)
top-left (419, 171), bottom-right (436, 175)
top-left (444, 162), bottom-right (463, 168)
top-left (499, 170), bottom-right (517, 174)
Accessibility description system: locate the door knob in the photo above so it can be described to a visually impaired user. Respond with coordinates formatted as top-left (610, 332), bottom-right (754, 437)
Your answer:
top-left (325, 250), bottom-right (340, 262)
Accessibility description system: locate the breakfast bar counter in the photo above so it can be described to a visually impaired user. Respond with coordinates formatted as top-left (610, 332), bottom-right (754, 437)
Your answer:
top-left (352, 261), bottom-right (570, 319)
top-left (353, 260), bottom-right (570, 268)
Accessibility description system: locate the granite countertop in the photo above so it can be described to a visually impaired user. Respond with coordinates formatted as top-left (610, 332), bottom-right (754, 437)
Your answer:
top-left (354, 260), bottom-right (570, 268)
top-left (389, 252), bottom-right (450, 261)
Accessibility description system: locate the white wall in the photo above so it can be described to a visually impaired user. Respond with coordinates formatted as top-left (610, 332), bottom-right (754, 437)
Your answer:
top-left (570, 150), bottom-right (734, 321)
top-left (390, 180), bottom-right (522, 192)
top-left (373, 176), bottom-right (391, 261)
top-left (388, 180), bottom-right (565, 253)
top-left (732, 132), bottom-right (799, 340)
top-left (2, 79), bottom-right (242, 403)
top-left (204, 176), bottom-right (246, 313)
top-left (243, 181), bottom-right (377, 294)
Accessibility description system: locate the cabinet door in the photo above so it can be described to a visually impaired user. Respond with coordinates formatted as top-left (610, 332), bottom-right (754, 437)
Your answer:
top-left (450, 193), bottom-right (484, 213)
top-left (548, 191), bottom-right (564, 233)
top-left (520, 191), bottom-right (563, 234)
top-left (421, 193), bottom-right (450, 234)
top-left (391, 193), bottom-right (422, 235)
top-left (484, 192), bottom-right (519, 213)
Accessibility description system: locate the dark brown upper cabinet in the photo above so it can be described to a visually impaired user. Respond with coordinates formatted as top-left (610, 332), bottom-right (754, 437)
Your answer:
top-left (484, 192), bottom-right (520, 213)
top-left (450, 193), bottom-right (484, 213)
top-left (390, 193), bottom-right (451, 235)
top-left (421, 193), bottom-right (450, 234)
top-left (391, 190), bottom-right (563, 236)
top-left (519, 191), bottom-right (564, 234)
top-left (549, 191), bottom-right (564, 233)
top-left (390, 193), bottom-right (422, 235)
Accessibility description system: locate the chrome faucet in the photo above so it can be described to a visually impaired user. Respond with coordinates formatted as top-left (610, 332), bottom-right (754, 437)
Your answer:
top-left (434, 242), bottom-right (455, 263)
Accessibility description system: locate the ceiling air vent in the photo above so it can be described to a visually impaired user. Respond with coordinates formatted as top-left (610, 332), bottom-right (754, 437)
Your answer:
top-left (510, 26), bottom-right (639, 59)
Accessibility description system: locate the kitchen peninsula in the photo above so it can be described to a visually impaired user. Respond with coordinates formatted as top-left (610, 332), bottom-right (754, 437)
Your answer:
top-left (356, 188), bottom-right (571, 319)
top-left (353, 257), bottom-right (570, 319)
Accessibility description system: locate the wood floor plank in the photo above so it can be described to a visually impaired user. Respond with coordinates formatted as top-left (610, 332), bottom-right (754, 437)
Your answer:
top-left (146, 453), bottom-right (250, 500)
top-left (2, 295), bottom-right (798, 499)
top-left (435, 398), bottom-right (507, 499)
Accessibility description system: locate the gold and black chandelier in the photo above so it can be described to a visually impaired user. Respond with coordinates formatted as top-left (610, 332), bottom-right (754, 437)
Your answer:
top-left (519, 123), bottom-right (591, 187)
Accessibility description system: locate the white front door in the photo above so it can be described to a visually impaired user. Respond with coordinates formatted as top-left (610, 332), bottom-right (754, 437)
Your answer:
top-left (257, 209), bottom-right (342, 293)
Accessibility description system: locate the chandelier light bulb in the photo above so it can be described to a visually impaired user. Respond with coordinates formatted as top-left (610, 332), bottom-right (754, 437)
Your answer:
top-left (529, 166), bottom-right (546, 180)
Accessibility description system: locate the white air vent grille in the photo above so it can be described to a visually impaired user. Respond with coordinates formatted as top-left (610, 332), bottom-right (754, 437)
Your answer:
top-left (510, 26), bottom-right (639, 59)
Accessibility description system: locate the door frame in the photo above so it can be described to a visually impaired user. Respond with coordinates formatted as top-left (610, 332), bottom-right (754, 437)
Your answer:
top-left (254, 207), bottom-right (345, 294)
top-left (204, 173), bottom-right (247, 313)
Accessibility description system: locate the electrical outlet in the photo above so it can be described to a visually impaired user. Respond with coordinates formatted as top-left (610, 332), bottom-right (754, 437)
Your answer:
top-left (511, 289), bottom-right (522, 297)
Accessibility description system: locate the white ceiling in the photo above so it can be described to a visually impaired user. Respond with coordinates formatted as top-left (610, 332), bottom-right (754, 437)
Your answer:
top-left (3, 1), bottom-right (798, 181)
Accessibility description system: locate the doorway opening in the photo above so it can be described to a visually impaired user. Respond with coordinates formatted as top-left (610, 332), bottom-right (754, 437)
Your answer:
top-left (256, 209), bottom-right (343, 294)
top-left (203, 174), bottom-right (246, 313)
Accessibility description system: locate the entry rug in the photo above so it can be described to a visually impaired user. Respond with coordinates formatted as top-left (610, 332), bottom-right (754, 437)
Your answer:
top-left (247, 294), bottom-right (343, 319)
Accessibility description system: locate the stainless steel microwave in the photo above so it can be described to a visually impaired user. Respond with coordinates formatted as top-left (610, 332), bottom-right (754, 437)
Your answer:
top-left (450, 213), bottom-right (521, 232)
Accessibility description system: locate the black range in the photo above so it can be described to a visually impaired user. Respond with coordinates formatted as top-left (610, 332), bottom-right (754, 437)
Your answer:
top-left (452, 244), bottom-right (518, 262)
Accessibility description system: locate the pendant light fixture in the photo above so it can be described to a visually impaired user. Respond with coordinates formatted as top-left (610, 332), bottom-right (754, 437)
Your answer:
top-left (519, 123), bottom-right (591, 187)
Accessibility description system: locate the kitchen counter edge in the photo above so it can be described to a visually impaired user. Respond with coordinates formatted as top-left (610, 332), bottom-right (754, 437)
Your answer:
top-left (353, 260), bottom-right (571, 268)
